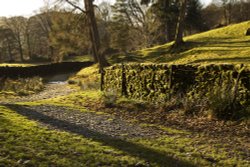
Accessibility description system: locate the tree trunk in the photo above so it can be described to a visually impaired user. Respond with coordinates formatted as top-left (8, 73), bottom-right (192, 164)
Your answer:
top-left (7, 42), bottom-right (13, 61)
top-left (88, 30), bottom-right (98, 63)
top-left (166, 21), bottom-right (174, 42)
top-left (84, 0), bottom-right (108, 72)
top-left (26, 32), bottom-right (32, 59)
top-left (173, 0), bottom-right (188, 47)
top-left (49, 46), bottom-right (54, 60)
top-left (164, 0), bottom-right (174, 42)
top-left (18, 40), bottom-right (24, 62)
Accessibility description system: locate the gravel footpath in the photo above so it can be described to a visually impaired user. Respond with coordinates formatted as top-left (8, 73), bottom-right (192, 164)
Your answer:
top-left (16, 82), bottom-right (76, 102)
top-left (2, 82), bottom-right (168, 139)
top-left (7, 104), bottom-right (168, 139)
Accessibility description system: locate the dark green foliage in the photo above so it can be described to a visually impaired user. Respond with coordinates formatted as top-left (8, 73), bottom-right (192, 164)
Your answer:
top-left (185, 0), bottom-right (207, 32)
top-left (147, 0), bottom-right (179, 43)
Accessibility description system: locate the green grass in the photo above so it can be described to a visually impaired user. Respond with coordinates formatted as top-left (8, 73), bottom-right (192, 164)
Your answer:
top-left (17, 90), bottom-right (102, 111)
top-left (67, 64), bottom-right (100, 89)
top-left (110, 21), bottom-right (250, 65)
top-left (0, 77), bottom-right (44, 101)
top-left (0, 105), bottom-right (147, 166)
top-left (7, 90), bottom-right (250, 166)
top-left (63, 55), bottom-right (93, 62)
top-left (0, 55), bottom-right (93, 67)
top-left (0, 63), bottom-right (35, 67)
top-left (1, 21), bottom-right (250, 167)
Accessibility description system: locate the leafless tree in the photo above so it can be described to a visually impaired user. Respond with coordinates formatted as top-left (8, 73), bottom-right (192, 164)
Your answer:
top-left (4, 16), bottom-right (28, 62)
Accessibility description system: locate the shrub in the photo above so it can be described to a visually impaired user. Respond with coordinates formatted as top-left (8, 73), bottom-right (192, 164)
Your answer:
top-left (101, 90), bottom-right (119, 108)
top-left (0, 77), bottom-right (44, 96)
top-left (187, 67), bottom-right (248, 120)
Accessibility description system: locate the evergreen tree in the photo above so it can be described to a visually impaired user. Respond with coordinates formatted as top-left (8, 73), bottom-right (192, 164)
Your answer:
top-left (143, 0), bottom-right (179, 44)
top-left (111, 0), bottom-right (130, 52)
top-left (185, 0), bottom-right (206, 34)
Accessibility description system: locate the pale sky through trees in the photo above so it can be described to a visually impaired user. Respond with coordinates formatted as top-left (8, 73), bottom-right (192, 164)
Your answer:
top-left (0, 0), bottom-right (212, 17)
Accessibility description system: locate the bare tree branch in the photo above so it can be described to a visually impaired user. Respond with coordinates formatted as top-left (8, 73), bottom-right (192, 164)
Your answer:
top-left (64, 0), bottom-right (86, 13)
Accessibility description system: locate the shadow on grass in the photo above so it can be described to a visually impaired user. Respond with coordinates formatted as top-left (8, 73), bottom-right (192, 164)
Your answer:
top-left (5, 104), bottom-right (196, 167)
top-left (108, 38), bottom-right (250, 64)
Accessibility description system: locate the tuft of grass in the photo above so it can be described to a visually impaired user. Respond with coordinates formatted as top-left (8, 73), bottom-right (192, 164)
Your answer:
top-left (0, 77), bottom-right (44, 99)
top-left (68, 64), bottom-right (100, 90)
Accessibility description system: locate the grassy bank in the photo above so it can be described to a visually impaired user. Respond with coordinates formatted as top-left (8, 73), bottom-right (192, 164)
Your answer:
top-left (109, 21), bottom-right (250, 65)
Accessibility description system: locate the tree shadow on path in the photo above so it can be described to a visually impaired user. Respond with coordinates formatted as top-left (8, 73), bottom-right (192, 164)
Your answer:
top-left (5, 104), bottom-right (197, 167)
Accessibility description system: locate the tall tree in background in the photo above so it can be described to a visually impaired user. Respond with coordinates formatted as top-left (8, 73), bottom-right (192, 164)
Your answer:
top-left (4, 17), bottom-right (27, 62)
top-left (0, 27), bottom-right (15, 61)
top-left (50, 12), bottom-right (89, 62)
top-left (173, 0), bottom-right (188, 47)
top-left (63, 0), bottom-right (108, 72)
top-left (185, 0), bottom-right (206, 34)
top-left (110, 0), bottom-right (134, 53)
top-left (142, 0), bottom-right (179, 43)
top-left (111, 0), bottom-right (151, 50)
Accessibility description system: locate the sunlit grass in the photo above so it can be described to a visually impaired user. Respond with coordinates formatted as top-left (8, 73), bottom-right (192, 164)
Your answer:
top-left (68, 64), bottom-right (100, 89)
top-left (123, 21), bottom-right (250, 65)
top-left (0, 105), bottom-right (145, 166)
top-left (64, 55), bottom-right (93, 62)
top-left (11, 89), bottom-right (250, 166)
top-left (0, 63), bottom-right (35, 67)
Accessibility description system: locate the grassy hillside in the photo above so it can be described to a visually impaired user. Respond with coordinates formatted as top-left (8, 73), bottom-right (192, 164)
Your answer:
top-left (111, 21), bottom-right (250, 65)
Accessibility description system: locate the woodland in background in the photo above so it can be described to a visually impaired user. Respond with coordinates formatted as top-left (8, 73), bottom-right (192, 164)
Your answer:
top-left (0, 0), bottom-right (249, 63)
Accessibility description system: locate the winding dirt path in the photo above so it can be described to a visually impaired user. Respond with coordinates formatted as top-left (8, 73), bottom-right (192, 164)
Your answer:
top-left (2, 82), bottom-right (168, 139)
top-left (9, 82), bottom-right (76, 103)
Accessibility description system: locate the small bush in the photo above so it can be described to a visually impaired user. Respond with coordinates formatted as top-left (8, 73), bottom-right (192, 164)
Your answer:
top-left (101, 90), bottom-right (119, 108)
top-left (0, 77), bottom-right (44, 96)
top-left (181, 97), bottom-right (208, 116)
top-left (186, 69), bottom-right (247, 120)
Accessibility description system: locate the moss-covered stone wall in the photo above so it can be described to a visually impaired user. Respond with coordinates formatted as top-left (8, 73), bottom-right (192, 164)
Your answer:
top-left (0, 62), bottom-right (93, 78)
top-left (103, 63), bottom-right (250, 103)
